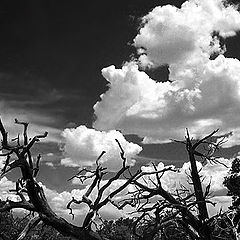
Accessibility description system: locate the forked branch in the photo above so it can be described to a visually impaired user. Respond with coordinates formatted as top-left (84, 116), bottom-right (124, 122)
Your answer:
top-left (0, 119), bottom-right (102, 240)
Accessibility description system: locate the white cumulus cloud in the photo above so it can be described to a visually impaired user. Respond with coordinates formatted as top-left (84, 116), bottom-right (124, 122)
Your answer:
top-left (93, 0), bottom-right (240, 146)
top-left (41, 179), bottom-right (131, 223)
top-left (61, 125), bottom-right (142, 171)
top-left (139, 158), bottom-right (231, 196)
top-left (134, 0), bottom-right (240, 68)
top-left (0, 157), bottom-right (232, 222)
top-left (137, 158), bottom-right (232, 216)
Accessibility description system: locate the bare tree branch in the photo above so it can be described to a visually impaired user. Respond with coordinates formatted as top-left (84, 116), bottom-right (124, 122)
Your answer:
top-left (0, 199), bottom-right (36, 212)
top-left (0, 119), bottom-right (102, 240)
top-left (16, 215), bottom-right (41, 240)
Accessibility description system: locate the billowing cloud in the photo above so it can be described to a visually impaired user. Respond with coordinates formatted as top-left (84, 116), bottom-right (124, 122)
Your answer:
top-left (0, 176), bottom-right (17, 201)
top-left (0, 176), bottom-right (88, 224)
top-left (134, 0), bottom-right (240, 68)
top-left (61, 125), bottom-right (142, 171)
top-left (139, 158), bottom-right (231, 196)
top-left (39, 179), bottom-right (131, 223)
top-left (0, 100), bottom-right (61, 144)
top-left (0, 157), bottom-right (232, 222)
top-left (136, 158), bottom-right (232, 216)
top-left (93, 0), bottom-right (240, 146)
top-left (69, 157), bottom-right (232, 218)
top-left (0, 177), bottom-right (31, 216)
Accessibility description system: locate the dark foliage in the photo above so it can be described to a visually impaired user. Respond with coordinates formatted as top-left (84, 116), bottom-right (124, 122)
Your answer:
top-left (98, 218), bottom-right (138, 240)
top-left (0, 205), bottom-right (73, 240)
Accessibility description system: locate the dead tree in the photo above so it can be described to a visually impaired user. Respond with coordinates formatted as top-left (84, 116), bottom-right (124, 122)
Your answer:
top-left (110, 129), bottom-right (229, 240)
top-left (66, 139), bottom-right (142, 230)
top-left (0, 119), bottom-right (173, 240)
top-left (0, 119), bottom-right (135, 240)
top-left (66, 139), bottom-right (179, 234)
top-left (0, 119), bottom-right (232, 239)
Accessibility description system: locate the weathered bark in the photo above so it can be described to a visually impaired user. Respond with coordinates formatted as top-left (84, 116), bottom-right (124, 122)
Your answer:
top-left (186, 139), bottom-right (209, 222)
top-left (184, 130), bottom-right (218, 240)
top-left (131, 130), bottom-right (223, 240)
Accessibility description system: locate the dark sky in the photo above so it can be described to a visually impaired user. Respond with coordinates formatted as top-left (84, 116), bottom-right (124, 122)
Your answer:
top-left (0, 0), bottom-right (238, 129)
top-left (1, 0), bottom-right (240, 191)
top-left (0, 0), bottom-right (177, 128)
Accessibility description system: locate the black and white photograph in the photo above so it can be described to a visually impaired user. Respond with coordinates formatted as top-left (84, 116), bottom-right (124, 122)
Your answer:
top-left (0, 0), bottom-right (240, 239)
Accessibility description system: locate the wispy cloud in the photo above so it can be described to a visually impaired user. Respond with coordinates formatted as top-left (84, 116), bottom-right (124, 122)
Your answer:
top-left (0, 72), bottom-right (64, 143)
top-left (0, 108), bottom-right (61, 143)
top-left (93, 0), bottom-right (240, 147)
top-left (0, 71), bottom-right (90, 144)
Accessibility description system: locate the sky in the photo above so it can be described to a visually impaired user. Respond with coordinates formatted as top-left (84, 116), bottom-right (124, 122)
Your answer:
top-left (1, 0), bottom-right (240, 224)
top-left (0, 0), bottom-right (193, 190)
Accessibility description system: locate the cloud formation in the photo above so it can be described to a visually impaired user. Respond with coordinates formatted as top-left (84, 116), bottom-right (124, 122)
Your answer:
top-left (0, 177), bottom-right (17, 201)
top-left (0, 0), bottom-right (237, 226)
top-left (0, 156), bottom-right (232, 222)
top-left (140, 158), bottom-right (231, 196)
top-left (0, 176), bottom-right (89, 224)
top-left (61, 125), bottom-right (142, 171)
top-left (0, 102), bottom-right (61, 144)
top-left (136, 157), bottom-right (232, 216)
top-left (43, 178), bottom-right (132, 222)
top-left (134, 0), bottom-right (240, 67)
top-left (93, 0), bottom-right (240, 146)
top-left (69, 157), bottom-right (232, 218)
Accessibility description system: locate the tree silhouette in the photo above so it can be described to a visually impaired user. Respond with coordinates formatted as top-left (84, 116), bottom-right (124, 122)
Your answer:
top-left (224, 157), bottom-right (240, 237)
top-left (109, 129), bottom-right (234, 240)
top-left (0, 119), bottom-right (165, 239)
top-left (0, 119), bottom-right (102, 240)
top-left (0, 119), bottom-right (237, 239)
